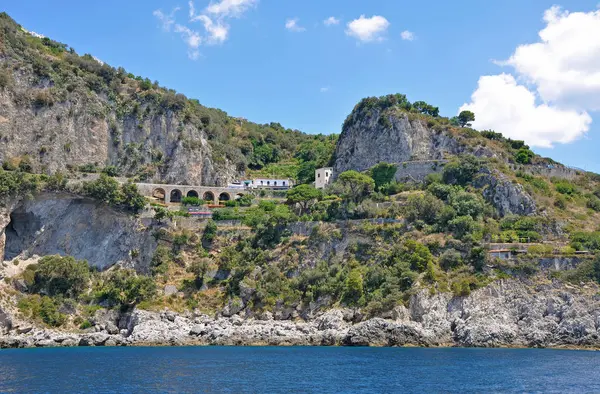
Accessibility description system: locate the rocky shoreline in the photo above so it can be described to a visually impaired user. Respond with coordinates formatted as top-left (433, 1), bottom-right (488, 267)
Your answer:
top-left (3, 279), bottom-right (600, 349)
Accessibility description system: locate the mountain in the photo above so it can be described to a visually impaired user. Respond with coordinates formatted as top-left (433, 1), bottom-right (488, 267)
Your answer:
top-left (3, 13), bottom-right (600, 350)
top-left (0, 13), bottom-right (330, 186)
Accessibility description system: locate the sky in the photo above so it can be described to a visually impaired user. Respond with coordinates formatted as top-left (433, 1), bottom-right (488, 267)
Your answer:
top-left (3, 0), bottom-right (600, 171)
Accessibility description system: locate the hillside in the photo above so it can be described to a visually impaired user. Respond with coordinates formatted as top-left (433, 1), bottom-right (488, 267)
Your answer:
top-left (3, 13), bottom-right (600, 349)
top-left (0, 13), bottom-right (334, 186)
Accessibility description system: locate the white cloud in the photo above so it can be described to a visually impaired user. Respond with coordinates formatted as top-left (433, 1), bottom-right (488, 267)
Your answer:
top-left (153, 8), bottom-right (180, 31)
top-left (462, 6), bottom-right (600, 147)
top-left (194, 15), bottom-right (229, 44)
top-left (205, 0), bottom-right (257, 18)
top-left (501, 6), bottom-right (600, 110)
top-left (324, 17), bottom-right (340, 26)
top-left (285, 18), bottom-right (306, 32)
top-left (154, 1), bottom-right (256, 59)
top-left (174, 24), bottom-right (202, 49)
top-left (460, 74), bottom-right (592, 148)
top-left (320, 86), bottom-right (330, 93)
top-left (345, 15), bottom-right (389, 42)
top-left (400, 30), bottom-right (415, 41)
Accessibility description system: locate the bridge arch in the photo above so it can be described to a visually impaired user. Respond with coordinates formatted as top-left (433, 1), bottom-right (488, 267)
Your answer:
top-left (219, 192), bottom-right (231, 202)
top-left (152, 188), bottom-right (166, 204)
top-left (170, 189), bottom-right (182, 203)
top-left (203, 191), bottom-right (215, 203)
top-left (187, 190), bottom-right (199, 199)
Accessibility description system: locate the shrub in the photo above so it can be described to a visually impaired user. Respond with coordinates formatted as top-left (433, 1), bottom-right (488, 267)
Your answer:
top-left (554, 196), bottom-right (567, 210)
top-left (442, 155), bottom-right (481, 186)
top-left (182, 196), bottom-right (202, 206)
top-left (404, 193), bottom-right (444, 225)
top-left (95, 269), bottom-right (156, 307)
top-left (18, 156), bottom-right (33, 173)
top-left (527, 245), bottom-right (554, 256)
top-left (342, 269), bottom-right (364, 306)
top-left (587, 195), bottom-right (600, 212)
top-left (202, 219), bottom-right (218, 245)
top-left (439, 249), bottom-right (463, 271)
top-left (32, 255), bottom-right (90, 298)
top-left (369, 162), bottom-right (398, 191)
top-left (151, 246), bottom-right (171, 276)
top-left (101, 165), bottom-right (120, 177)
top-left (515, 148), bottom-right (534, 164)
top-left (18, 295), bottom-right (66, 327)
top-left (554, 180), bottom-right (578, 196)
top-left (79, 163), bottom-right (98, 173)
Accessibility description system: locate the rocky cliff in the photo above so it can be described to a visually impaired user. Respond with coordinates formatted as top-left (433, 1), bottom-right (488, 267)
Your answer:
top-left (3, 279), bottom-right (600, 349)
top-left (0, 193), bottom-right (157, 271)
top-left (334, 108), bottom-right (463, 175)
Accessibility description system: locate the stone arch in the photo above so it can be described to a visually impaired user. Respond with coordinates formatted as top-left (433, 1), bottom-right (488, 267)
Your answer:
top-left (170, 189), bottom-right (182, 203)
top-left (219, 192), bottom-right (231, 202)
top-left (187, 190), bottom-right (199, 199)
top-left (152, 188), bottom-right (166, 203)
top-left (203, 191), bottom-right (215, 203)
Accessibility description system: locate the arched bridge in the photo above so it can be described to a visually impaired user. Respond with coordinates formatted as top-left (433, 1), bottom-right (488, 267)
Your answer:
top-left (135, 183), bottom-right (247, 204)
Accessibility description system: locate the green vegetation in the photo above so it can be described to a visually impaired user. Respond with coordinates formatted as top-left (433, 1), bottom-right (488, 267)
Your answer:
top-left (82, 174), bottom-right (146, 213)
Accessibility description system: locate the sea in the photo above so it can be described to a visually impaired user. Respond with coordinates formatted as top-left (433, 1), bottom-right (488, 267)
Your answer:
top-left (0, 346), bottom-right (599, 393)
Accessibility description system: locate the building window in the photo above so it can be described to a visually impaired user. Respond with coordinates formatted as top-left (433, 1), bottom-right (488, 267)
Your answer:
top-left (274, 181), bottom-right (277, 186)
top-left (267, 181), bottom-right (270, 186)
top-left (318, 173), bottom-right (321, 178)
top-left (325, 172), bottom-right (329, 177)
top-left (260, 181), bottom-right (263, 185)
top-left (283, 181), bottom-right (286, 185)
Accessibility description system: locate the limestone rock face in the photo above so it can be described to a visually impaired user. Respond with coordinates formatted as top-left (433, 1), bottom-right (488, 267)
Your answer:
top-left (1, 193), bottom-right (157, 271)
top-left (333, 109), bottom-right (463, 175)
top-left (0, 72), bottom-right (237, 186)
top-left (0, 306), bottom-right (12, 334)
top-left (474, 169), bottom-right (537, 216)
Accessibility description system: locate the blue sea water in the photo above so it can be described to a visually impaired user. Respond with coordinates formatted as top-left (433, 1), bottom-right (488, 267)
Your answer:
top-left (0, 347), bottom-right (599, 393)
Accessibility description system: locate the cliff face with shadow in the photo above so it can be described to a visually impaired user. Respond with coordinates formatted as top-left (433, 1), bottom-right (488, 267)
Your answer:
top-left (0, 193), bottom-right (157, 271)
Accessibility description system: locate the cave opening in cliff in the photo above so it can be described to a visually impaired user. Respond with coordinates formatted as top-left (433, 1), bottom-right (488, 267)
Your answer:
top-left (3, 209), bottom-right (42, 261)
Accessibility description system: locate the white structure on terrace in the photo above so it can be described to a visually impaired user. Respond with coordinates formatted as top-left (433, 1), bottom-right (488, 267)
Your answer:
top-left (315, 167), bottom-right (333, 189)
top-left (244, 179), bottom-right (291, 190)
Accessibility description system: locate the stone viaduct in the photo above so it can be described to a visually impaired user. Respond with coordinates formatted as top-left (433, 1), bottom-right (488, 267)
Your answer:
top-left (134, 182), bottom-right (247, 204)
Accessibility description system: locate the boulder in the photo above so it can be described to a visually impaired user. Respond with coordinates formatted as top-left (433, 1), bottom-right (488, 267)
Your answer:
top-left (0, 307), bottom-right (12, 333)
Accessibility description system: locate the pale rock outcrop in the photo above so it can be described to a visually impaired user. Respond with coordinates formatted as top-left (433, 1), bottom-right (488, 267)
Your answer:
top-left (334, 110), bottom-right (463, 175)
top-left (3, 279), bottom-right (600, 349)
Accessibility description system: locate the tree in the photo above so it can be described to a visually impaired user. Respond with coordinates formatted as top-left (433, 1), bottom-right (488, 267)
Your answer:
top-left (392, 240), bottom-right (434, 272)
top-left (515, 147), bottom-right (534, 164)
top-left (369, 162), bottom-right (398, 191)
top-left (412, 101), bottom-right (440, 117)
top-left (83, 174), bottom-right (121, 205)
top-left (33, 255), bottom-right (91, 298)
top-left (96, 269), bottom-right (156, 307)
top-left (337, 171), bottom-right (375, 203)
top-left (457, 110), bottom-right (475, 127)
top-left (187, 258), bottom-right (211, 288)
top-left (202, 219), bottom-right (218, 245)
top-left (442, 155), bottom-right (481, 186)
top-left (404, 193), bottom-right (445, 225)
top-left (120, 181), bottom-right (146, 213)
top-left (286, 184), bottom-right (322, 214)
top-left (342, 269), bottom-right (364, 306)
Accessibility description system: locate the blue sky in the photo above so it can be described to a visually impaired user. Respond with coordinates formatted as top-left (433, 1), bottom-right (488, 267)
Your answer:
top-left (4, 1), bottom-right (600, 171)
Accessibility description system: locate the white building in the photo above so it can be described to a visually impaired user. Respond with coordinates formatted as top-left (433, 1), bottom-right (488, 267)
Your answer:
top-left (315, 167), bottom-right (333, 189)
top-left (244, 179), bottom-right (292, 190)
